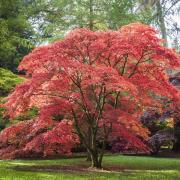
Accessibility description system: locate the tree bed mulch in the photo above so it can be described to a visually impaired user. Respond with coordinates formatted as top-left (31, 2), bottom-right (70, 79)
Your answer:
top-left (11, 165), bottom-right (130, 174)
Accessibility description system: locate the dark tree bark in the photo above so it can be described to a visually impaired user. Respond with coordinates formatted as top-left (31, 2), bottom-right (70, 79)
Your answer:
top-left (156, 0), bottom-right (168, 46)
top-left (173, 121), bottom-right (180, 152)
top-left (89, 0), bottom-right (94, 30)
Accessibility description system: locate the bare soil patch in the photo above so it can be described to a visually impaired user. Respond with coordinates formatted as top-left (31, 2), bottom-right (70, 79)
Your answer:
top-left (11, 165), bottom-right (126, 174)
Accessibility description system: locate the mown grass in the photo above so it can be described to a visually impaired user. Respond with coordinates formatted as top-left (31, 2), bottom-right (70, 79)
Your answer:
top-left (0, 155), bottom-right (180, 180)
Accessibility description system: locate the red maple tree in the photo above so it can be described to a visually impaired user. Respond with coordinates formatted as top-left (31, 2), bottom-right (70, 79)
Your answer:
top-left (2, 23), bottom-right (180, 168)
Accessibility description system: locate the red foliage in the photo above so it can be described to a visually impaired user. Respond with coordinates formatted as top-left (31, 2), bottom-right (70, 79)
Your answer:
top-left (0, 118), bottom-right (78, 159)
top-left (1, 23), bottom-right (180, 159)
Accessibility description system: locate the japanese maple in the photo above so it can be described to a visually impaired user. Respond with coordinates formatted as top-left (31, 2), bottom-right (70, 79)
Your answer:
top-left (2, 23), bottom-right (180, 168)
top-left (0, 117), bottom-right (78, 159)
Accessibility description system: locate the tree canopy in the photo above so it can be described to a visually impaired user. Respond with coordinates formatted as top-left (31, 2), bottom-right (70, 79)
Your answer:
top-left (1, 23), bottom-right (179, 168)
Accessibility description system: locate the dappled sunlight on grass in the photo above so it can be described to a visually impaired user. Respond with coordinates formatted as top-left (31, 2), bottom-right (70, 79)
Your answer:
top-left (0, 155), bottom-right (180, 180)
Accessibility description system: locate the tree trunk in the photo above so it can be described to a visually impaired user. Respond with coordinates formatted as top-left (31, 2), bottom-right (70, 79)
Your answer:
top-left (89, 0), bottom-right (94, 30)
top-left (156, 0), bottom-right (168, 46)
top-left (90, 151), bottom-right (102, 168)
top-left (72, 108), bottom-right (105, 169)
top-left (89, 132), bottom-right (103, 168)
top-left (86, 151), bottom-right (91, 161)
top-left (86, 127), bottom-right (92, 161)
top-left (173, 121), bottom-right (180, 152)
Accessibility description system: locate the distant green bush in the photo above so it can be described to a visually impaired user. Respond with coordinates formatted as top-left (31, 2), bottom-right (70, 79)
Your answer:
top-left (0, 68), bottom-right (25, 131)
top-left (0, 97), bottom-right (9, 131)
top-left (12, 106), bottom-right (39, 123)
top-left (0, 68), bottom-right (24, 96)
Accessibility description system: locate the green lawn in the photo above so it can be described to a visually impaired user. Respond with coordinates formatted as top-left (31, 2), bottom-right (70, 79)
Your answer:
top-left (0, 155), bottom-right (180, 180)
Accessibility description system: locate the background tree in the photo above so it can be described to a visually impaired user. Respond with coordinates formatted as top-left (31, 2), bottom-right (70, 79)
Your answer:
top-left (0, 0), bottom-right (36, 71)
top-left (30, 0), bottom-right (148, 41)
top-left (137, 0), bottom-right (180, 47)
top-left (141, 109), bottom-right (174, 154)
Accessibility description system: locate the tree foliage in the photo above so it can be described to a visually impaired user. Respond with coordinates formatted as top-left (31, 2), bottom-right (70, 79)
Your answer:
top-left (0, 118), bottom-right (78, 159)
top-left (0, 0), bottom-right (36, 71)
top-left (0, 68), bottom-right (24, 96)
top-left (0, 68), bottom-right (24, 131)
top-left (141, 71), bottom-right (180, 153)
top-left (141, 109), bottom-right (175, 154)
top-left (30, 0), bottom-right (147, 40)
top-left (137, 0), bottom-right (180, 47)
top-left (1, 23), bottom-right (180, 168)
